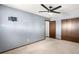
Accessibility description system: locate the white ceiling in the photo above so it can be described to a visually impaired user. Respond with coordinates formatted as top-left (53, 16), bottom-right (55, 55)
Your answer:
top-left (4, 4), bottom-right (79, 19)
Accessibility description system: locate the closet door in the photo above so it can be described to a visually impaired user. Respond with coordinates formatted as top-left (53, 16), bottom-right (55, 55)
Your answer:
top-left (62, 20), bottom-right (68, 40)
top-left (62, 18), bottom-right (79, 43)
top-left (71, 18), bottom-right (79, 42)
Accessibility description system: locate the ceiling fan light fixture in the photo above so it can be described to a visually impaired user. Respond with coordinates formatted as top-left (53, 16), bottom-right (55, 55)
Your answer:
top-left (48, 12), bottom-right (52, 15)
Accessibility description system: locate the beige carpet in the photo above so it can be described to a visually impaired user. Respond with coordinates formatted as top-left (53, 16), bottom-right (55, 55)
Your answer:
top-left (3, 38), bottom-right (79, 54)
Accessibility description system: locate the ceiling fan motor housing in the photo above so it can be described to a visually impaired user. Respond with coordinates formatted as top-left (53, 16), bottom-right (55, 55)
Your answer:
top-left (49, 6), bottom-right (53, 9)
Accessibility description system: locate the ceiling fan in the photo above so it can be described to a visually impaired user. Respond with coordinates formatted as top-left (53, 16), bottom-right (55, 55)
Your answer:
top-left (39, 4), bottom-right (62, 14)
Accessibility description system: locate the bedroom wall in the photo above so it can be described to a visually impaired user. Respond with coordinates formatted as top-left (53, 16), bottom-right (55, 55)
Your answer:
top-left (0, 5), bottom-right (45, 52)
top-left (56, 20), bottom-right (61, 39)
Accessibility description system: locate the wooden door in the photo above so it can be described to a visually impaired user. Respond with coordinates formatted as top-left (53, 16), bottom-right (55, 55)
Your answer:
top-left (49, 21), bottom-right (56, 38)
top-left (62, 18), bottom-right (79, 43)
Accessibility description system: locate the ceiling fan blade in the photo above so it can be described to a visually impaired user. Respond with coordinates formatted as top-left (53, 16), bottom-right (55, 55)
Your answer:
top-left (41, 4), bottom-right (49, 11)
top-left (39, 11), bottom-right (48, 12)
top-left (52, 6), bottom-right (62, 10)
top-left (51, 11), bottom-right (61, 14)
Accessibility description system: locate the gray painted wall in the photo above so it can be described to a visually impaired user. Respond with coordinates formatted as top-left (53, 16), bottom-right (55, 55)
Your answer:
top-left (56, 20), bottom-right (61, 39)
top-left (0, 5), bottom-right (45, 52)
